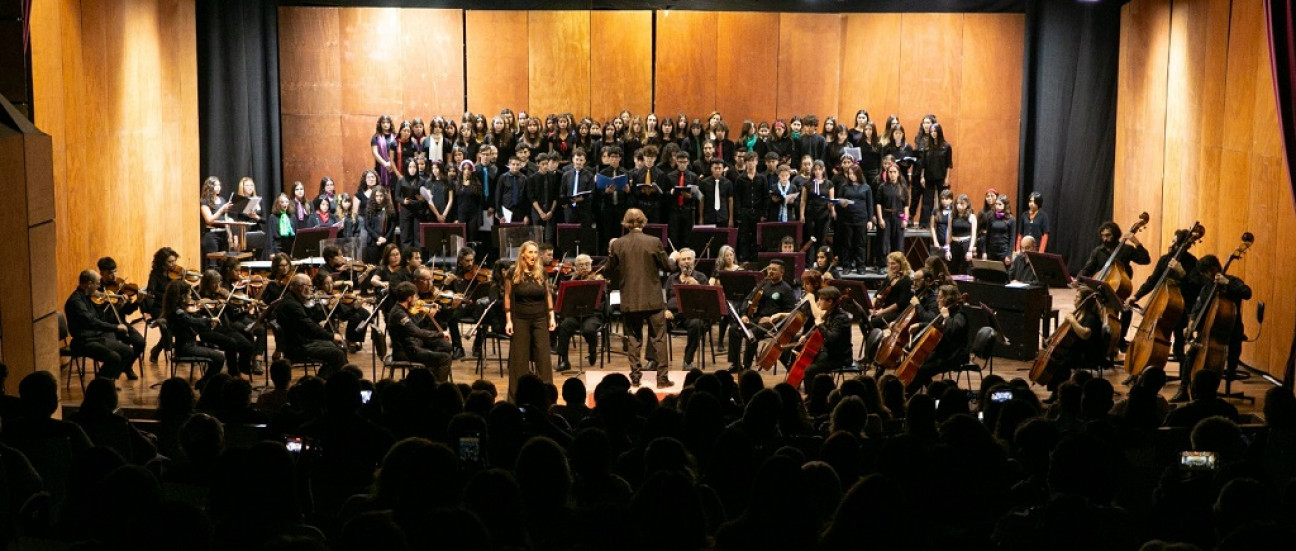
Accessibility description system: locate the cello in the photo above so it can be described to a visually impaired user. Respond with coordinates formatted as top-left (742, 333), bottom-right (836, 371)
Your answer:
top-left (1095, 212), bottom-right (1150, 355)
top-left (1124, 223), bottom-right (1204, 376)
top-left (1030, 288), bottom-right (1103, 386)
top-left (755, 298), bottom-right (813, 371)
top-left (872, 280), bottom-right (925, 372)
top-left (894, 293), bottom-right (967, 386)
top-left (1183, 233), bottom-right (1254, 379)
top-left (785, 290), bottom-right (852, 387)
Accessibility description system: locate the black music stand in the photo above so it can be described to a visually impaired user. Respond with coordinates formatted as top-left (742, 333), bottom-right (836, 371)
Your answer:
top-left (676, 285), bottom-right (726, 323)
top-left (715, 271), bottom-right (762, 304)
top-left (557, 223), bottom-right (600, 258)
top-left (757, 221), bottom-right (803, 252)
top-left (971, 259), bottom-right (1010, 284)
top-left (557, 280), bottom-right (607, 373)
top-left (1076, 276), bottom-right (1122, 311)
top-left (290, 227), bottom-right (337, 259)
top-left (756, 252), bottom-right (805, 285)
top-left (638, 223), bottom-right (669, 249)
top-left (420, 223), bottom-right (467, 264)
top-left (696, 258), bottom-right (717, 278)
top-left (1026, 251), bottom-right (1072, 288)
top-left (829, 279), bottom-right (871, 320)
top-left (689, 227), bottom-right (736, 258)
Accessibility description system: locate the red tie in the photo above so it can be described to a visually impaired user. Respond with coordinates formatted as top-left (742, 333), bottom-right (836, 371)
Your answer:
top-left (678, 173), bottom-right (685, 206)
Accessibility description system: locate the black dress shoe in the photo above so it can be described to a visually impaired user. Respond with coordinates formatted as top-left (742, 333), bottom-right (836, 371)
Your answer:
top-left (587, 349), bottom-right (598, 366)
top-left (148, 347), bottom-right (162, 364)
top-left (451, 347), bottom-right (465, 360)
top-left (656, 377), bottom-right (675, 389)
top-left (556, 359), bottom-right (571, 373)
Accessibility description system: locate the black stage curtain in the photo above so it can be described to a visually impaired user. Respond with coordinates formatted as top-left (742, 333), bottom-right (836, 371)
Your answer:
top-left (197, 0), bottom-right (282, 258)
top-left (1018, 0), bottom-right (1123, 274)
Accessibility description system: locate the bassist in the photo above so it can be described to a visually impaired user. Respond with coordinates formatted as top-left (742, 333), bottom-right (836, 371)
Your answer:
top-left (1079, 221), bottom-right (1150, 352)
top-left (1173, 255), bottom-right (1252, 402)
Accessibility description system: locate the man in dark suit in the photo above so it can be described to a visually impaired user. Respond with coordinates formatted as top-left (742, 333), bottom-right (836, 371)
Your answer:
top-left (605, 208), bottom-right (673, 388)
top-left (275, 274), bottom-right (347, 375)
top-left (65, 270), bottom-right (137, 381)
top-left (560, 148), bottom-right (596, 226)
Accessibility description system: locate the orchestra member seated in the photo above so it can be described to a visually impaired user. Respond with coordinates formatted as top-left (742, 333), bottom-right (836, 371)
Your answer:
top-left (798, 286), bottom-right (854, 386)
top-left (1079, 221), bottom-right (1151, 352)
top-left (96, 257), bottom-right (144, 379)
top-left (387, 282), bottom-right (452, 381)
top-left (274, 274), bottom-right (347, 375)
top-left (65, 270), bottom-right (139, 381)
top-left (197, 270), bottom-right (259, 377)
top-left (727, 260), bottom-right (796, 371)
top-left (555, 254), bottom-right (606, 372)
top-left (903, 285), bottom-right (970, 394)
top-left (369, 243), bottom-right (406, 293)
top-left (411, 267), bottom-right (455, 355)
top-left (868, 253), bottom-right (914, 330)
top-left (1042, 285), bottom-right (1105, 403)
top-left (143, 246), bottom-right (179, 363)
top-left (1008, 235), bottom-right (1039, 284)
top-left (161, 279), bottom-right (227, 387)
top-left (664, 248), bottom-right (709, 370)
top-left (311, 271), bottom-right (370, 354)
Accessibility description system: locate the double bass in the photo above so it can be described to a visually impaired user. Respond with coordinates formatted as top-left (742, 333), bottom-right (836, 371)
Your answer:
top-left (894, 293), bottom-right (967, 386)
top-left (1183, 233), bottom-right (1254, 378)
top-left (1124, 223), bottom-right (1204, 376)
top-left (1096, 212), bottom-right (1150, 355)
top-left (1030, 289), bottom-right (1103, 386)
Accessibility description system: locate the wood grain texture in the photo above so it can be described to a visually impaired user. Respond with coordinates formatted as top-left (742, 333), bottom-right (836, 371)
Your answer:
top-left (897, 13), bottom-right (963, 138)
top-left (278, 7), bottom-right (341, 116)
top-left (281, 114), bottom-right (346, 195)
top-left (590, 11), bottom-right (652, 122)
top-left (653, 10), bottom-right (718, 120)
top-left (716, 12), bottom-right (779, 125)
top-left (840, 14), bottom-right (902, 127)
top-left (340, 8), bottom-right (403, 117)
top-left (401, 9), bottom-right (465, 119)
top-left (776, 13), bottom-right (843, 120)
top-left (528, 11), bottom-right (592, 119)
top-left (466, 11), bottom-right (529, 116)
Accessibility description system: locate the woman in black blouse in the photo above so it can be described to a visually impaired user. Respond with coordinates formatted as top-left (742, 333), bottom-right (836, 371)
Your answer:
top-left (868, 252), bottom-right (914, 330)
top-left (363, 186), bottom-right (395, 265)
top-left (919, 122), bottom-right (953, 230)
top-left (945, 193), bottom-right (978, 276)
top-left (983, 195), bottom-right (1016, 265)
top-left (161, 279), bottom-right (226, 386)
top-left (505, 240), bottom-right (555, 398)
top-left (368, 243), bottom-right (406, 293)
top-left (1017, 191), bottom-right (1050, 253)
top-left (394, 157), bottom-right (423, 248)
top-left (834, 165), bottom-right (876, 275)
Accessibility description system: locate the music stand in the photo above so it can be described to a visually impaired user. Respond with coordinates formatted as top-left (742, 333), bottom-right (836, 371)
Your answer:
top-left (557, 223), bottom-right (600, 258)
top-left (420, 222), bottom-right (467, 264)
top-left (696, 258), bottom-right (717, 278)
top-left (634, 223), bottom-right (669, 249)
top-left (1026, 251), bottom-right (1073, 288)
top-left (715, 271), bottom-right (762, 304)
top-left (688, 227), bottom-right (736, 258)
top-left (497, 224), bottom-right (543, 261)
top-left (829, 279), bottom-right (871, 320)
top-left (291, 226), bottom-right (338, 259)
top-left (222, 220), bottom-right (257, 253)
top-left (556, 279), bottom-right (606, 317)
top-left (676, 285), bottom-right (726, 323)
top-left (1076, 276), bottom-right (1122, 311)
top-left (756, 252), bottom-right (805, 285)
top-left (757, 221), bottom-right (803, 252)
top-left (971, 259), bottom-right (1010, 284)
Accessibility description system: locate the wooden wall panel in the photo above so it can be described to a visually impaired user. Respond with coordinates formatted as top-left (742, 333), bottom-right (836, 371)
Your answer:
top-left (341, 115), bottom-right (380, 195)
top-left (278, 8), bottom-right (341, 116)
top-left (590, 11), bottom-right (652, 122)
top-left (840, 14), bottom-right (902, 126)
top-left (466, 11), bottom-right (528, 116)
top-left (281, 114), bottom-right (345, 194)
top-left (528, 12), bottom-right (591, 119)
top-left (776, 13), bottom-right (842, 120)
top-left (654, 11), bottom-right (718, 120)
top-left (715, 12), bottom-right (780, 125)
top-left (897, 13), bottom-right (963, 141)
top-left (401, 9), bottom-right (465, 118)
top-left (340, 8), bottom-right (403, 117)
top-left (959, 13), bottom-right (1023, 201)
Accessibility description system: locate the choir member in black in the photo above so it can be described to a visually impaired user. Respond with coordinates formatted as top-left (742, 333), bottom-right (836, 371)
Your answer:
top-left (690, 140), bottom-right (719, 177)
top-left (143, 247), bottom-right (179, 362)
top-left (876, 163), bottom-right (909, 261)
top-left (945, 193), bottom-right (978, 276)
top-left (812, 246), bottom-right (842, 280)
top-left (882, 125), bottom-right (916, 189)
top-left (387, 282), bottom-right (452, 382)
top-left (797, 115), bottom-right (827, 164)
top-left (275, 274), bottom-right (347, 374)
top-left (197, 270), bottom-right (259, 377)
top-left (699, 158), bottom-right (734, 228)
top-left (362, 185), bottom-right (395, 270)
top-left (767, 120), bottom-right (795, 165)
top-left (337, 193), bottom-right (362, 243)
top-left (66, 270), bottom-right (137, 381)
top-left (682, 119), bottom-right (707, 162)
top-left (314, 176), bottom-right (338, 216)
top-left (797, 286), bottom-right (854, 387)
top-left (310, 271), bottom-right (369, 354)
top-left (1008, 236), bottom-right (1040, 284)
top-left (868, 253), bottom-right (915, 330)
top-left (664, 151), bottom-right (703, 249)
top-left (455, 162), bottom-right (489, 255)
top-left (561, 149), bottom-right (596, 225)
top-left (858, 121), bottom-right (883, 183)
top-left (931, 190), bottom-right (953, 255)
top-left (834, 165), bottom-right (876, 275)
top-left (664, 248), bottom-right (709, 370)
top-left (976, 188), bottom-right (998, 256)
top-left (394, 157), bottom-right (424, 248)
top-left (1042, 286), bottom-right (1106, 401)
top-left (598, 146), bottom-right (630, 252)
top-left (555, 254), bottom-right (606, 372)
top-left (1079, 220), bottom-right (1151, 350)
top-left (903, 284), bottom-right (970, 394)
top-left (1017, 192), bottom-right (1050, 253)
top-left (424, 160), bottom-right (454, 223)
top-left (529, 153), bottom-right (561, 244)
top-left (983, 195), bottom-right (1017, 265)
top-left (305, 193), bottom-right (335, 230)
top-left (1125, 229), bottom-right (1199, 362)
top-left (733, 152), bottom-right (767, 261)
top-left (629, 146), bottom-right (665, 224)
top-left (199, 177), bottom-right (232, 261)
top-left (260, 253), bottom-right (294, 304)
top-left (496, 156), bottom-right (531, 224)
top-left (918, 122), bottom-right (953, 228)
top-left (800, 160), bottom-right (833, 249)
top-left (727, 260), bottom-right (796, 371)
top-left (95, 257), bottom-right (144, 379)
top-left (161, 279), bottom-right (226, 386)
top-left (767, 164), bottom-right (800, 223)
top-left (1174, 254), bottom-right (1251, 402)
top-left (505, 241), bottom-right (556, 398)
top-left (712, 122), bottom-right (736, 167)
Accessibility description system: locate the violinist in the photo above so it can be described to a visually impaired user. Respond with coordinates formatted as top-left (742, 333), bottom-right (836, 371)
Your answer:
top-left (320, 245), bottom-right (369, 289)
top-left (903, 285), bottom-right (970, 394)
top-left (402, 248), bottom-right (425, 284)
top-left (448, 247), bottom-right (486, 356)
top-left (96, 257), bottom-right (145, 378)
top-left (868, 253), bottom-right (914, 330)
top-left (275, 274), bottom-right (346, 374)
top-left (797, 286), bottom-right (854, 387)
top-left (311, 271), bottom-right (370, 353)
top-left (161, 279), bottom-right (226, 386)
top-left (369, 243), bottom-right (407, 292)
top-left (197, 270), bottom-right (259, 377)
top-left (556, 254), bottom-right (607, 372)
top-left (410, 267), bottom-right (456, 356)
top-left (812, 246), bottom-right (841, 280)
top-left (1125, 229), bottom-right (1198, 361)
top-left (387, 282), bottom-right (452, 381)
top-left (1173, 255), bottom-right (1252, 402)
top-left (664, 249), bottom-right (709, 371)
top-left (1079, 221), bottom-right (1150, 351)
top-left (144, 246), bottom-right (179, 363)
top-left (65, 270), bottom-right (137, 381)
top-left (726, 259), bottom-right (796, 372)
top-left (218, 257), bottom-right (268, 360)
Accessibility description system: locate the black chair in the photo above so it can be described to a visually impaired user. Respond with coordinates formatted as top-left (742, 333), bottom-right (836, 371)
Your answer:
top-left (666, 320), bottom-right (716, 370)
top-left (369, 326), bottom-right (431, 381)
top-left (57, 313), bottom-right (98, 393)
top-left (944, 326), bottom-right (997, 391)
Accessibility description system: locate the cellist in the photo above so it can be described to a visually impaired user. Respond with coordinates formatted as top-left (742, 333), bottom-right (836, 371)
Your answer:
top-left (867, 252), bottom-right (914, 330)
top-left (1125, 229), bottom-right (1199, 367)
top-left (796, 286), bottom-right (854, 386)
top-left (1172, 255), bottom-right (1252, 402)
top-left (726, 260), bottom-right (796, 372)
top-left (1079, 221), bottom-right (1150, 352)
top-left (1041, 285), bottom-right (1106, 403)
top-left (903, 284), bottom-right (970, 395)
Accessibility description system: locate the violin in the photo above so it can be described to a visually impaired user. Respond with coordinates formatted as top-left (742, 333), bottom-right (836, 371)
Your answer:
top-left (339, 291), bottom-right (375, 306)
top-left (432, 291), bottom-right (465, 309)
top-left (1124, 223), bottom-right (1204, 376)
top-left (168, 264), bottom-right (203, 284)
top-left (104, 277), bottom-right (144, 302)
top-left (90, 290), bottom-right (126, 306)
top-left (464, 265), bottom-right (493, 284)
